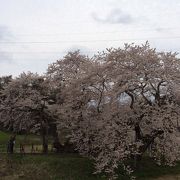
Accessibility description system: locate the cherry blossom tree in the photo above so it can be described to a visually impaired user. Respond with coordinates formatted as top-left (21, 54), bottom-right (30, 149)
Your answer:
top-left (0, 44), bottom-right (179, 178)
top-left (46, 50), bottom-right (94, 142)
top-left (56, 43), bottom-right (180, 179)
top-left (0, 72), bottom-right (57, 153)
top-left (0, 75), bottom-right (12, 130)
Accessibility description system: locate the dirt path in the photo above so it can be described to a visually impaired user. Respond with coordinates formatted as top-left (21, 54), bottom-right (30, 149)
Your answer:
top-left (153, 174), bottom-right (180, 180)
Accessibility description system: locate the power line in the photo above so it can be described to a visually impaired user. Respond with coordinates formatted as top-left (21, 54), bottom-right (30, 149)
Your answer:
top-left (0, 51), bottom-right (97, 54)
top-left (1, 36), bottom-right (180, 44)
top-left (1, 48), bottom-right (179, 55)
top-left (13, 27), bottom-right (180, 37)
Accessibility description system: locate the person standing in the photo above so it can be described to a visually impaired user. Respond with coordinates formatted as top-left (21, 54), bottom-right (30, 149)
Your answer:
top-left (7, 135), bottom-right (16, 154)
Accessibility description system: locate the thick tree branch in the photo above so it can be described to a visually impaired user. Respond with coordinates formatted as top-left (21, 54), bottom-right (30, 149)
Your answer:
top-left (125, 90), bottom-right (134, 109)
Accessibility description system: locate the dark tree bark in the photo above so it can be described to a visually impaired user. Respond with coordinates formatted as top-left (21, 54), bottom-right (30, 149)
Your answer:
top-left (41, 127), bottom-right (48, 154)
top-left (133, 124), bottom-right (164, 169)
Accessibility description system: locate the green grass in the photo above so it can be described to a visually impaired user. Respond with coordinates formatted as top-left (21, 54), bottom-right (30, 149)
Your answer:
top-left (0, 130), bottom-right (42, 144)
top-left (0, 131), bottom-right (46, 153)
top-left (0, 154), bottom-right (107, 180)
top-left (0, 131), bottom-right (180, 179)
top-left (0, 131), bottom-right (10, 144)
top-left (133, 158), bottom-right (180, 179)
top-left (0, 154), bottom-right (179, 180)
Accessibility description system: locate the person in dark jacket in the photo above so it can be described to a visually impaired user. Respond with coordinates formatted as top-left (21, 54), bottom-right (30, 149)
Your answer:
top-left (7, 135), bottom-right (16, 153)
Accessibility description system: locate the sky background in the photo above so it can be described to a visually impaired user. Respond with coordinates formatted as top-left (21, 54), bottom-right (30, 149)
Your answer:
top-left (0, 0), bottom-right (180, 76)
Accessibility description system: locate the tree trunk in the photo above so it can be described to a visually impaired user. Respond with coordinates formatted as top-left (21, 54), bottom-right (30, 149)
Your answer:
top-left (41, 120), bottom-right (48, 154)
top-left (52, 132), bottom-right (62, 153)
top-left (40, 106), bottom-right (49, 154)
top-left (133, 127), bottom-right (164, 169)
top-left (42, 130), bottom-right (48, 154)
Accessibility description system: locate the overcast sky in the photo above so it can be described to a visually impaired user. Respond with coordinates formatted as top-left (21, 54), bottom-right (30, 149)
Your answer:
top-left (0, 0), bottom-right (180, 76)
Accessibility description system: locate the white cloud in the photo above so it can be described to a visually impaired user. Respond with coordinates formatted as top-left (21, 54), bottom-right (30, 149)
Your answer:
top-left (92, 8), bottom-right (134, 24)
top-left (0, 0), bottom-right (180, 76)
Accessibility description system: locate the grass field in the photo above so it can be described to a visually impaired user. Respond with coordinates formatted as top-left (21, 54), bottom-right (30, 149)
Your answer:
top-left (0, 131), bottom-right (42, 144)
top-left (0, 131), bottom-right (49, 153)
top-left (0, 131), bottom-right (180, 180)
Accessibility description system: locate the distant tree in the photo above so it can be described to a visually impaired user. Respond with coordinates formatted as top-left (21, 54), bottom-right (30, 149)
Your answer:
top-left (0, 72), bottom-right (57, 153)
top-left (0, 75), bottom-right (12, 130)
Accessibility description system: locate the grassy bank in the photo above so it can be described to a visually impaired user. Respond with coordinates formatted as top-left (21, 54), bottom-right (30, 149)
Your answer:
top-left (0, 131), bottom-right (180, 179)
top-left (0, 154), bottom-right (180, 180)
top-left (0, 154), bottom-right (106, 180)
